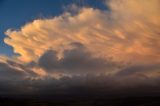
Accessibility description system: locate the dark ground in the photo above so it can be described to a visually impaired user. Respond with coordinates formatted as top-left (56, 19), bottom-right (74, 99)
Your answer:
top-left (0, 94), bottom-right (160, 106)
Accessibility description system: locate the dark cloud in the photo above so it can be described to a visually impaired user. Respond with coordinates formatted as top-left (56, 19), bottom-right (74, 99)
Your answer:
top-left (116, 63), bottom-right (160, 76)
top-left (0, 62), bottom-right (26, 79)
top-left (0, 59), bottom-right (160, 97)
top-left (1, 55), bottom-right (160, 97)
top-left (0, 60), bottom-right (39, 95)
top-left (38, 43), bottom-right (115, 74)
top-left (0, 61), bottom-right (28, 95)
top-left (1, 74), bottom-right (160, 98)
top-left (38, 50), bottom-right (59, 70)
top-left (0, 45), bottom-right (160, 98)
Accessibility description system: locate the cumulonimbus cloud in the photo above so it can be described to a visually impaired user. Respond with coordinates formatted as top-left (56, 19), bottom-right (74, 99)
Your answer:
top-left (4, 0), bottom-right (160, 65)
top-left (0, 0), bottom-right (160, 95)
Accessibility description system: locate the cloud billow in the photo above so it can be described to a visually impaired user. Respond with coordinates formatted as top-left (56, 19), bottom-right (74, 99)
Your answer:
top-left (0, 0), bottom-right (160, 96)
top-left (38, 43), bottom-right (115, 75)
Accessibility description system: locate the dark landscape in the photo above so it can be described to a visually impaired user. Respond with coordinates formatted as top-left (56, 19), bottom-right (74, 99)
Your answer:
top-left (1, 95), bottom-right (160, 106)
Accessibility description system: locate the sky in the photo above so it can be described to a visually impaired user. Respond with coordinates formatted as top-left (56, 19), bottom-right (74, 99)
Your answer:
top-left (0, 0), bottom-right (106, 56)
top-left (0, 0), bottom-right (160, 99)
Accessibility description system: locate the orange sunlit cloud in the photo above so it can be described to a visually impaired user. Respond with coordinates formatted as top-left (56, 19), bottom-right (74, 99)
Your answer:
top-left (1, 0), bottom-right (159, 78)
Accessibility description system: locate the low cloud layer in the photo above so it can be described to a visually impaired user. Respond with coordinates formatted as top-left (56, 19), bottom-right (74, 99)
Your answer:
top-left (0, 0), bottom-right (160, 96)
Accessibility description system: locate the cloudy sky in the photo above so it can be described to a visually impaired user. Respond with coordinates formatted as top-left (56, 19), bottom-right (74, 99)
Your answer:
top-left (0, 0), bottom-right (160, 97)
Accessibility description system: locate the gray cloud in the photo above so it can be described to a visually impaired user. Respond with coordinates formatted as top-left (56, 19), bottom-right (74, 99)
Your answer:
top-left (38, 43), bottom-right (116, 74)
top-left (0, 59), bottom-right (37, 88)
top-left (38, 50), bottom-right (59, 70)
top-left (1, 74), bottom-right (160, 97)
top-left (0, 60), bottom-right (33, 95)
top-left (116, 63), bottom-right (160, 77)
top-left (0, 62), bottom-right (26, 80)
top-left (0, 59), bottom-right (160, 97)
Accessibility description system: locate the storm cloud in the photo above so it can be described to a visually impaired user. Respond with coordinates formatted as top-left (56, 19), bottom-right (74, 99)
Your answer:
top-left (0, 0), bottom-right (160, 97)
top-left (38, 43), bottom-right (116, 75)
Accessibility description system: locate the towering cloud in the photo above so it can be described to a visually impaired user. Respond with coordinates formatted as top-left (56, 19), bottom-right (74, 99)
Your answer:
top-left (0, 0), bottom-right (160, 96)
top-left (4, 0), bottom-right (160, 66)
